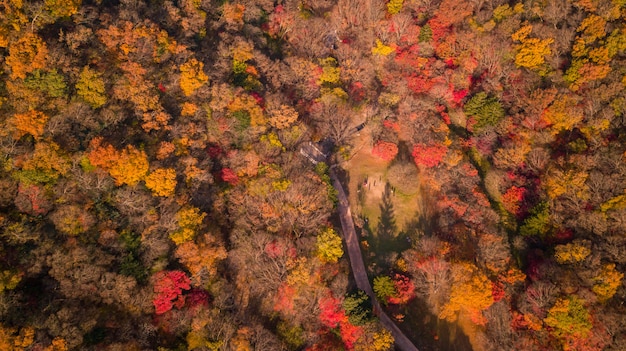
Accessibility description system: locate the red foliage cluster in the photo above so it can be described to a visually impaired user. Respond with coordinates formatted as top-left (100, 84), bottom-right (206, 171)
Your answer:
top-left (207, 145), bottom-right (223, 158)
top-left (395, 45), bottom-right (424, 69)
top-left (388, 274), bottom-right (416, 305)
top-left (319, 295), bottom-right (344, 328)
top-left (502, 186), bottom-right (526, 215)
top-left (318, 293), bottom-right (363, 350)
top-left (220, 168), bottom-right (239, 185)
top-left (274, 283), bottom-right (296, 315)
top-left (153, 270), bottom-right (191, 315)
top-left (382, 120), bottom-right (400, 132)
top-left (372, 141), bottom-right (399, 161)
top-left (412, 143), bottom-right (448, 168)
top-left (187, 289), bottom-right (210, 309)
top-left (554, 228), bottom-right (574, 243)
top-left (250, 91), bottom-right (264, 106)
top-left (349, 82), bottom-right (365, 101)
top-left (407, 74), bottom-right (435, 95)
top-left (491, 281), bottom-right (505, 302)
top-left (452, 89), bottom-right (468, 105)
top-left (265, 240), bottom-right (296, 259)
top-left (339, 322), bottom-right (363, 350)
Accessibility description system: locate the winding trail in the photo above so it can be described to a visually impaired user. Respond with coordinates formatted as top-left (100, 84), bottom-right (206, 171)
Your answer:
top-left (330, 168), bottom-right (419, 351)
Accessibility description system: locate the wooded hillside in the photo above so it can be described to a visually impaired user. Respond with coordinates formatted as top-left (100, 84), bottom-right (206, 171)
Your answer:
top-left (0, 0), bottom-right (625, 350)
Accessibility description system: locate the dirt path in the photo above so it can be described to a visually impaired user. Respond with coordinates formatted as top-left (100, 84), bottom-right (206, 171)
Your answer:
top-left (330, 168), bottom-right (419, 351)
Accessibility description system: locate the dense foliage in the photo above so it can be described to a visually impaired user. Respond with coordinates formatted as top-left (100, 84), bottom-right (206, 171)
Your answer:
top-left (0, 0), bottom-right (625, 350)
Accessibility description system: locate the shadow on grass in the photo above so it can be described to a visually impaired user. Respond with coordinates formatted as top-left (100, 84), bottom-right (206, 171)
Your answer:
top-left (396, 297), bottom-right (473, 351)
top-left (360, 182), bottom-right (413, 270)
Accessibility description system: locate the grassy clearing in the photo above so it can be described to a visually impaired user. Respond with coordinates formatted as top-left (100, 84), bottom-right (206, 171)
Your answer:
top-left (342, 132), bottom-right (422, 241)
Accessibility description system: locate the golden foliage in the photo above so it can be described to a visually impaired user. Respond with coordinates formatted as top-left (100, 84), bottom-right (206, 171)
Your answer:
top-left (0, 326), bottom-right (35, 350)
top-left (231, 327), bottom-right (252, 351)
top-left (0, 270), bottom-right (22, 292)
top-left (316, 227), bottom-right (344, 263)
top-left (593, 263), bottom-right (624, 303)
top-left (87, 138), bottom-right (149, 186)
top-left (45, 338), bottom-right (68, 351)
top-left (317, 57), bottom-right (341, 85)
top-left (544, 296), bottom-right (592, 339)
top-left (544, 169), bottom-right (589, 200)
top-left (231, 39), bottom-right (254, 63)
top-left (76, 66), bottom-right (107, 108)
top-left (180, 58), bottom-right (208, 96)
top-left (387, 0), bottom-right (403, 14)
top-left (108, 147), bottom-right (149, 186)
top-left (175, 234), bottom-right (227, 284)
top-left (511, 24), bottom-right (553, 71)
top-left (10, 110), bottom-right (48, 140)
top-left (577, 14), bottom-right (606, 44)
top-left (181, 102), bottom-right (199, 116)
top-left (554, 240), bottom-right (591, 264)
top-left (541, 95), bottom-right (584, 134)
top-left (372, 39), bottom-right (395, 56)
top-left (45, 0), bottom-right (81, 17)
top-left (21, 141), bottom-right (71, 182)
top-left (222, 3), bottom-right (245, 28)
top-left (439, 263), bottom-right (493, 325)
top-left (145, 168), bottom-right (177, 197)
top-left (170, 206), bottom-right (206, 245)
top-left (515, 37), bottom-right (553, 70)
top-left (228, 94), bottom-right (265, 127)
top-left (5, 33), bottom-right (48, 79)
top-left (369, 330), bottom-right (394, 351)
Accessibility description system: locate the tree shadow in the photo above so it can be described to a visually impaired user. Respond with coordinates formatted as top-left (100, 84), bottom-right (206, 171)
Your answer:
top-left (373, 182), bottom-right (411, 256)
top-left (377, 182), bottom-right (397, 241)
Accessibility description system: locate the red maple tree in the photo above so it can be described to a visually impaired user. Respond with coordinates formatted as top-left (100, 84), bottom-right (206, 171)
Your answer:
top-left (153, 270), bottom-right (191, 315)
top-left (412, 143), bottom-right (448, 168)
top-left (372, 141), bottom-right (399, 161)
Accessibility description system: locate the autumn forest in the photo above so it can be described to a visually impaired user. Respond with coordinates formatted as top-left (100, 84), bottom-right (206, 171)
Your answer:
top-left (0, 0), bottom-right (625, 350)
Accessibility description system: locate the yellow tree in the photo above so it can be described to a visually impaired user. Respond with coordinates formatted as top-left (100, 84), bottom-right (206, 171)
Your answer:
top-left (87, 138), bottom-right (149, 186)
top-left (145, 168), bottom-right (177, 197)
top-left (541, 94), bottom-right (584, 134)
top-left (175, 234), bottom-right (227, 285)
top-left (593, 264), bottom-right (623, 303)
top-left (439, 263), bottom-right (494, 325)
top-left (511, 24), bottom-right (553, 72)
top-left (180, 58), bottom-right (208, 96)
top-left (5, 33), bottom-right (48, 79)
top-left (45, 338), bottom-right (68, 351)
top-left (0, 325), bottom-right (35, 350)
top-left (76, 66), bottom-right (107, 108)
top-left (170, 206), bottom-right (206, 244)
top-left (10, 110), bottom-right (48, 140)
top-left (554, 240), bottom-right (591, 264)
top-left (316, 228), bottom-right (344, 263)
top-left (109, 146), bottom-right (149, 186)
top-left (544, 168), bottom-right (589, 200)
top-left (20, 141), bottom-right (71, 183)
top-left (544, 296), bottom-right (592, 343)
top-left (45, 0), bottom-right (81, 17)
